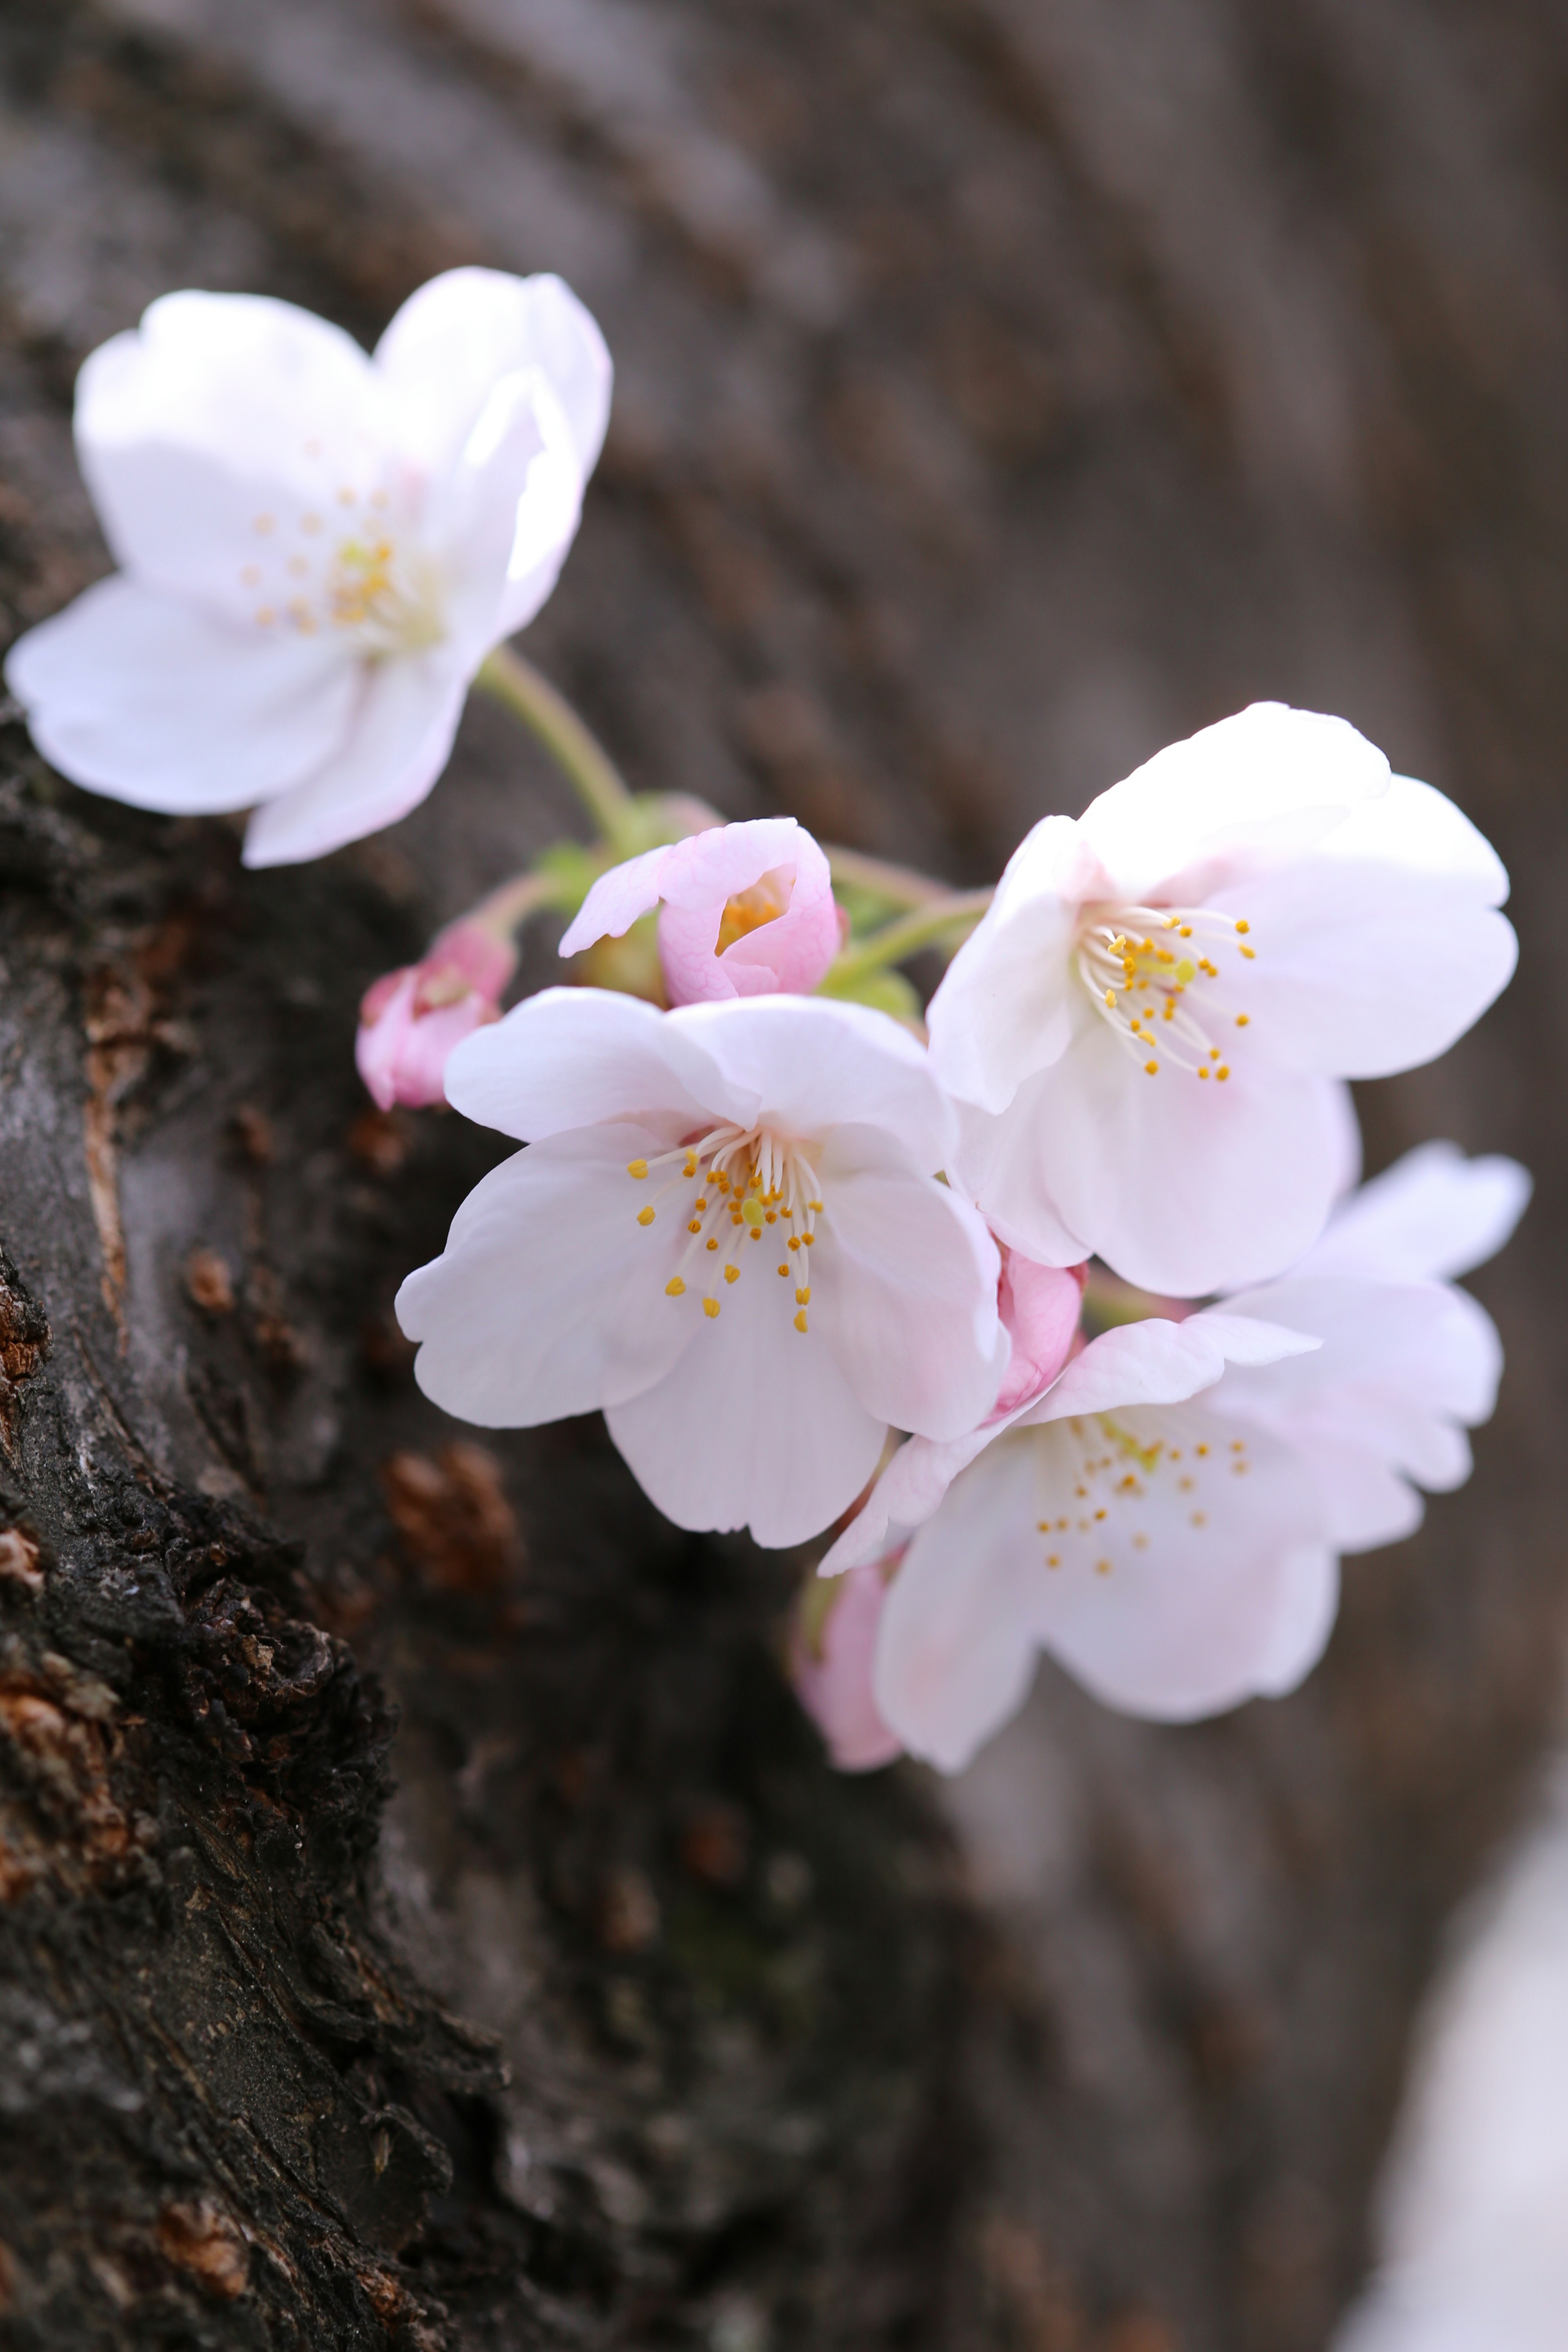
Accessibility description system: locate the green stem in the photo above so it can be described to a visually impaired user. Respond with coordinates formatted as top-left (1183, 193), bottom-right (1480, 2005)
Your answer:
top-left (823, 844), bottom-right (954, 909)
top-left (477, 645), bottom-right (638, 853)
top-left (825, 889), bottom-right (993, 987)
top-left (464, 866), bottom-right (575, 945)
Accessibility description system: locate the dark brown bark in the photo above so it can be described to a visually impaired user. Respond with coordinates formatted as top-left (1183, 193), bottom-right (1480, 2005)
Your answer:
top-left (0, 2), bottom-right (1565, 2345)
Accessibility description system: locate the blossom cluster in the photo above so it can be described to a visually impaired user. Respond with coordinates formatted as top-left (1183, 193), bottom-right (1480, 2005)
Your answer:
top-left (4, 269), bottom-right (1526, 1780)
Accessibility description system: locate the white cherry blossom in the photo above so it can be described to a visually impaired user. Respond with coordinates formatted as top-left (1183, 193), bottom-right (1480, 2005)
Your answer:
top-left (395, 987), bottom-right (1007, 1548)
top-left (822, 1145), bottom-right (1526, 1771)
top-left (929, 703), bottom-right (1517, 1295)
top-left (5, 269), bottom-right (609, 866)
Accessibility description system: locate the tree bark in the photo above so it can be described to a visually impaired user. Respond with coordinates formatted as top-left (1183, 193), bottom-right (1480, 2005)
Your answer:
top-left (0, 2), bottom-right (1565, 2345)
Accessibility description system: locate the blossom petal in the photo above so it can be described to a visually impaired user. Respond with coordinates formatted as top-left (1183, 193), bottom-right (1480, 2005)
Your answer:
top-left (873, 1441), bottom-right (1044, 1772)
top-left (430, 368), bottom-right (586, 653)
top-left (606, 1271), bottom-right (886, 1547)
top-left (240, 652), bottom-right (468, 866)
top-left (1214, 858), bottom-right (1517, 1079)
top-left (949, 1096), bottom-right (1092, 1268)
top-left (968, 1020), bottom-right (1344, 1295)
top-left (812, 1126), bottom-right (1005, 1441)
top-left (75, 292), bottom-right (384, 620)
top-left (676, 995), bottom-right (958, 1174)
top-left (559, 845), bottom-right (676, 956)
top-left (5, 577), bottom-right (356, 812)
top-left (444, 987), bottom-right (733, 1141)
top-left (1317, 771), bottom-right (1509, 904)
top-left (396, 1120), bottom-right (694, 1423)
top-left (375, 267), bottom-right (612, 485)
top-left (1250, 1546), bottom-right (1341, 1696)
top-left (1294, 1142), bottom-right (1531, 1284)
top-left (994, 1257), bottom-right (1085, 1415)
top-left (1076, 702), bottom-right (1391, 904)
top-left (658, 818), bottom-right (840, 1003)
top-left (925, 815), bottom-right (1093, 1113)
top-left (1029, 1403), bottom-right (1331, 1720)
top-left (791, 1561), bottom-right (904, 1772)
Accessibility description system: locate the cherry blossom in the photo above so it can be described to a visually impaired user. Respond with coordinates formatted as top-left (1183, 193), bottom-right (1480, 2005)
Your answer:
top-left (820, 1144), bottom-right (1524, 1772)
top-left (395, 987), bottom-right (1008, 1547)
top-left (791, 1557), bottom-right (904, 1772)
top-left (5, 269), bottom-right (609, 866)
top-left (356, 917), bottom-right (515, 1112)
top-left (559, 816), bottom-right (843, 1004)
top-left (929, 703), bottom-right (1517, 1295)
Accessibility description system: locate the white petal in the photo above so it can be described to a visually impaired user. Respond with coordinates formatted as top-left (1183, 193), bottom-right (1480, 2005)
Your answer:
top-left (925, 815), bottom-right (1091, 1114)
top-left (948, 1095), bottom-right (1091, 1267)
top-left (558, 844), bottom-right (675, 955)
top-left (873, 1442), bottom-right (1044, 1772)
top-left (375, 267), bottom-right (612, 484)
top-left (674, 996), bottom-right (958, 1174)
top-left (606, 1272), bottom-right (886, 1547)
top-left (240, 653), bottom-right (468, 866)
top-left (5, 577), bottom-right (356, 812)
top-left (1251, 1546), bottom-right (1341, 1695)
top-left (976, 1020), bottom-right (1343, 1296)
top-left (1028, 1403), bottom-right (1331, 1720)
top-left (811, 1128), bottom-right (1005, 1441)
top-left (1317, 771), bottom-right (1509, 905)
top-left (76, 293), bottom-right (384, 618)
top-left (444, 987), bottom-right (732, 1142)
top-left (1294, 1142), bottom-right (1531, 1283)
top-left (396, 1121), bottom-right (694, 1423)
top-left (1214, 859), bottom-right (1517, 1079)
top-left (1076, 703), bottom-right (1391, 903)
top-left (426, 369), bottom-right (585, 656)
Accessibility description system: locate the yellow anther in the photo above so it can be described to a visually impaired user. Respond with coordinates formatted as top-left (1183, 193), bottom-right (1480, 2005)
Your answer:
top-left (1047, 1555), bottom-right (1060, 1568)
top-left (704, 1298), bottom-right (721, 1319)
top-left (636, 1206), bottom-right (655, 1227)
top-left (765, 1210), bottom-right (777, 1224)
top-left (724, 1264), bottom-right (740, 1284)
top-left (1239, 944), bottom-right (1256, 960)
top-left (666, 1276), bottom-right (686, 1297)
top-left (1105, 989), bottom-right (1117, 1007)
top-left (1140, 937), bottom-right (1154, 953)
top-left (1095, 1559), bottom-right (1112, 1577)
top-left (1195, 1443), bottom-right (1209, 1457)
top-left (1145, 1060), bottom-right (1159, 1075)
top-left (694, 1196), bottom-right (708, 1211)
top-left (1191, 1511), bottom-right (1207, 1527)
top-left (795, 1288), bottom-right (811, 1305)
top-left (778, 1264), bottom-right (789, 1276)
top-left (749, 1227), bottom-right (762, 1241)
top-left (793, 1311), bottom-right (808, 1333)
top-left (801, 1231), bottom-right (814, 1245)
top-left (1231, 1440), bottom-right (1245, 1452)
top-left (1235, 919), bottom-right (1250, 934)
top-left (1235, 1013), bottom-right (1249, 1027)
top-left (788, 1236), bottom-right (801, 1251)
top-left (705, 1237), bottom-right (719, 1252)
top-left (688, 1219), bottom-right (702, 1234)
top-left (1094, 1508), bottom-right (1107, 1521)
top-left (1179, 925), bottom-right (1192, 938)
top-left (1156, 949), bottom-right (1174, 964)
top-left (808, 1200), bottom-right (824, 1212)
top-left (627, 1158), bottom-right (649, 1179)
top-left (684, 1156), bottom-right (698, 1178)
top-left (1215, 1065), bottom-right (1230, 1081)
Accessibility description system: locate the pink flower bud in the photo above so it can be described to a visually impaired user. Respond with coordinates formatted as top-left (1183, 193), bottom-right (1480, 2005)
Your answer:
top-left (355, 919), bottom-right (515, 1111)
top-left (791, 1556), bottom-right (905, 1773)
top-left (993, 1253), bottom-right (1087, 1416)
top-left (559, 816), bottom-right (841, 1004)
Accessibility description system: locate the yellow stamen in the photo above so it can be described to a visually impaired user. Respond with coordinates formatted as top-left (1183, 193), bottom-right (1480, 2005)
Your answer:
top-left (724, 1264), bottom-right (740, 1284)
top-left (704, 1298), bottom-right (721, 1319)
top-left (666, 1276), bottom-right (686, 1297)
top-left (627, 1158), bottom-right (648, 1179)
top-left (793, 1310), bottom-right (808, 1333)
top-left (637, 1206), bottom-right (655, 1226)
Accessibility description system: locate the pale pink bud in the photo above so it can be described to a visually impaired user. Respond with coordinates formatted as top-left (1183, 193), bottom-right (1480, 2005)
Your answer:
top-left (559, 816), bottom-right (841, 1004)
top-left (355, 919), bottom-right (515, 1111)
top-left (993, 1254), bottom-right (1087, 1416)
top-left (791, 1556), bottom-right (904, 1773)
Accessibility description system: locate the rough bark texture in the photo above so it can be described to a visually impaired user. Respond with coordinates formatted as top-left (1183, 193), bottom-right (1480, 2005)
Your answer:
top-left (0, 2), bottom-right (1564, 2346)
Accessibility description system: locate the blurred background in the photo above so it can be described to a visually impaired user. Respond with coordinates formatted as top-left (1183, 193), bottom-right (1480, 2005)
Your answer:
top-left (1, 2), bottom-right (1565, 2345)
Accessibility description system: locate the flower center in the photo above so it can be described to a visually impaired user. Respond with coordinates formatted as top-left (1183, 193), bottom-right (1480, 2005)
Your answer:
top-left (625, 1125), bottom-right (822, 1329)
top-left (1076, 903), bottom-right (1256, 1079)
top-left (1028, 1410), bottom-right (1250, 1575)
top-left (715, 868), bottom-right (794, 956)
top-left (242, 483), bottom-right (448, 654)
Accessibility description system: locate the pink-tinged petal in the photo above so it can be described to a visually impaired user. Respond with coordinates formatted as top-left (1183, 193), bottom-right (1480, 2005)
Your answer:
top-left (605, 1268), bottom-right (887, 1548)
top-left (430, 369), bottom-right (585, 655)
top-left (355, 972), bottom-right (495, 1112)
top-left (356, 970), bottom-right (419, 1111)
top-left (559, 845), bottom-right (679, 957)
top-left (5, 577), bottom-right (356, 813)
top-left (926, 815), bottom-right (1095, 1114)
top-left (1077, 703), bottom-right (1391, 904)
top-left (396, 1120), bottom-right (695, 1423)
top-left (791, 1561), bottom-right (904, 1772)
top-left (676, 995), bottom-right (958, 1174)
top-left (444, 987), bottom-right (735, 1142)
top-left (968, 1018), bottom-right (1345, 1296)
top-left (1293, 1142), bottom-right (1531, 1285)
top-left (1212, 859), bottom-right (1517, 1080)
top-left (421, 918), bottom-right (517, 1005)
top-left (1317, 771), bottom-right (1510, 905)
top-left (240, 653), bottom-right (468, 866)
top-left (949, 1096), bottom-right (1091, 1268)
top-left (812, 1128), bottom-right (1006, 1441)
top-left (994, 1256), bottom-right (1085, 1415)
top-left (375, 267), bottom-right (612, 486)
top-left (75, 292), bottom-right (383, 619)
top-left (657, 819), bottom-right (840, 1003)
top-left (1028, 1402), bottom-right (1332, 1721)
top-left (873, 1441), bottom-right (1044, 1773)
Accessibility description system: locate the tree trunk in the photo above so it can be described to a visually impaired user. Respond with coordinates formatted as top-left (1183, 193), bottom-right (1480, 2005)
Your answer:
top-left (0, 2), bottom-right (1564, 2345)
